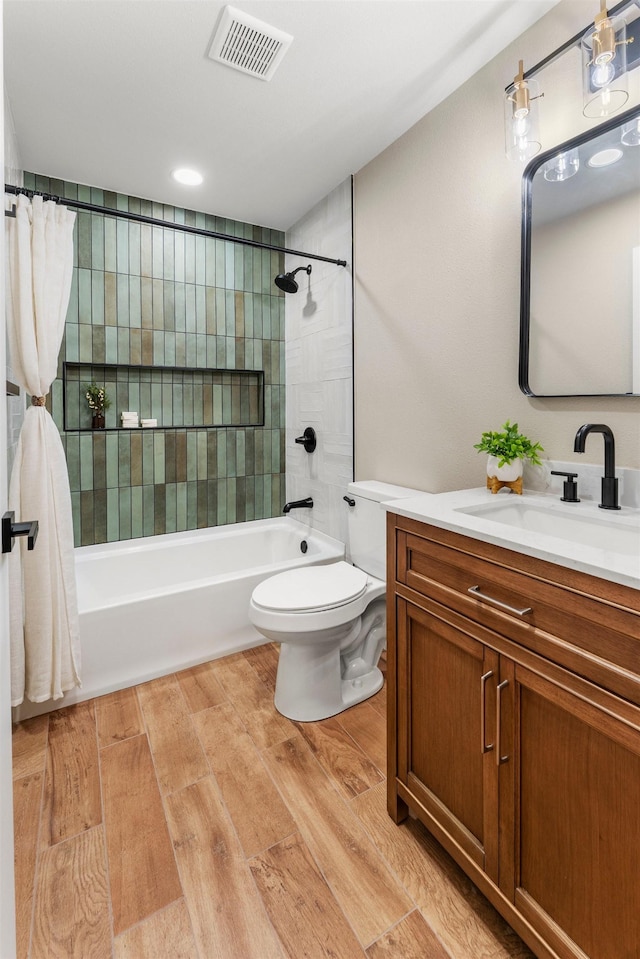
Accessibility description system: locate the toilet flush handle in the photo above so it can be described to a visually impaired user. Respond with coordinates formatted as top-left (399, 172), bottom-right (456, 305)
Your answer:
top-left (343, 496), bottom-right (355, 507)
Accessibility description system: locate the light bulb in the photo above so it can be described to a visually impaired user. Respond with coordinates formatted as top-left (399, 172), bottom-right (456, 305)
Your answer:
top-left (592, 61), bottom-right (615, 88)
top-left (582, 12), bottom-right (629, 118)
top-left (504, 65), bottom-right (541, 162)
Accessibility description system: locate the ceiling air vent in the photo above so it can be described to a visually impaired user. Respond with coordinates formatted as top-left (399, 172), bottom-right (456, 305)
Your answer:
top-left (208, 6), bottom-right (293, 82)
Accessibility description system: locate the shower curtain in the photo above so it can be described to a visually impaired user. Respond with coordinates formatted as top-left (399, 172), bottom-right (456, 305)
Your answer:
top-left (6, 193), bottom-right (80, 705)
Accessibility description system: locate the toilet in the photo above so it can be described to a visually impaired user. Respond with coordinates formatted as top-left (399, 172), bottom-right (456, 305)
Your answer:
top-left (249, 481), bottom-right (423, 721)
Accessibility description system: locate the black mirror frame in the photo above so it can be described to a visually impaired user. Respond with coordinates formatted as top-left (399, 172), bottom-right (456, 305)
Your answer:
top-left (518, 102), bottom-right (640, 398)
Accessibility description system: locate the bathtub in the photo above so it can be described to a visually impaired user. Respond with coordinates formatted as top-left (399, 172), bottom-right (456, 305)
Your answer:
top-left (14, 518), bottom-right (344, 720)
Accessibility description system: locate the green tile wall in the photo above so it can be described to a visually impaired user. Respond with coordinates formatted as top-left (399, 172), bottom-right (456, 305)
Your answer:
top-left (25, 173), bottom-right (286, 546)
top-left (63, 364), bottom-right (264, 430)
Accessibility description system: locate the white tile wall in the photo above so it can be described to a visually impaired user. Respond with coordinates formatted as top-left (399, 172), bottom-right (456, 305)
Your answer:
top-left (285, 178), bottom-right (353, 544)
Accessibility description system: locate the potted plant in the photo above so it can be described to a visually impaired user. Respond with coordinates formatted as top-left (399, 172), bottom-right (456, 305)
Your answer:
top-left (84, 382), bottom-right (111, 429)
top-left (474, 420), bottom-right (543, 489)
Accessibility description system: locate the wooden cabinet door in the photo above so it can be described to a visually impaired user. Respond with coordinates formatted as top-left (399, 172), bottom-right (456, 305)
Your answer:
top-left (395, 597), bottom-right (500, 879)
top-left (507, 663), bottom-right (640, 959)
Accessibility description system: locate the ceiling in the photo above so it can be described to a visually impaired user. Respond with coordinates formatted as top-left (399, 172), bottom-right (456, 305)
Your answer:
top-left (4, 0), bottom-right (560, 232)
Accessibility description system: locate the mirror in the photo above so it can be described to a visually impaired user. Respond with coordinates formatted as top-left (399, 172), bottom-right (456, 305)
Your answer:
top-left (519, 104), bottom-right (640, 397)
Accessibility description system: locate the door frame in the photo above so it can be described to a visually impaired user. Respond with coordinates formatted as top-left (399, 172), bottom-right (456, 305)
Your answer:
top-left (1, 2), bottom-right (18, 950)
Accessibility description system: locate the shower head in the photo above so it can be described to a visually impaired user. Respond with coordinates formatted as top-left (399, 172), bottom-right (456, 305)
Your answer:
top-left (274, 264), bottom-right (312, 293)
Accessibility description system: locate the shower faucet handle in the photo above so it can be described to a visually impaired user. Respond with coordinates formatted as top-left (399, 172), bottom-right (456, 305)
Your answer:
top-left (295, 427), bottom-right (317, 453)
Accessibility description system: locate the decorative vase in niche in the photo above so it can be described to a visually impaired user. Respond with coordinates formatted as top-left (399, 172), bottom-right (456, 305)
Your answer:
top-left (91, 413), bottom-right (105, 430)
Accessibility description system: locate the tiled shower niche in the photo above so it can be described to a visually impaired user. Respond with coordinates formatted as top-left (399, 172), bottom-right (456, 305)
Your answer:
top-left (63, 364), bottom-right (264, 431)
top-left (25, 172), bottom-right (286, 546)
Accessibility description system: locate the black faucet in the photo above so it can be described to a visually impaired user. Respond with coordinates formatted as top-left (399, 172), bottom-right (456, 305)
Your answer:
top-left (283, 497), bottom-right (313, 514)
top-left (573, 424), bottom-right (620, 510)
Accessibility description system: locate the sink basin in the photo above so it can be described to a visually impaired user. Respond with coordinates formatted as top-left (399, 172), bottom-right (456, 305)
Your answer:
top-left (457, 500), bottom-right (640, 556)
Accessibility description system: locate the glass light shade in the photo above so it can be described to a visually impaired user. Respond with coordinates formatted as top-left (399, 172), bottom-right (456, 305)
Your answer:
top-left (504, 76), bottom-right (541, 162)
top-left (621, 117), bottom-right (640, 146)
top-left (582, 14), bottom-right (629, 118)
top-left (543, 148), bottom-right (580, 182)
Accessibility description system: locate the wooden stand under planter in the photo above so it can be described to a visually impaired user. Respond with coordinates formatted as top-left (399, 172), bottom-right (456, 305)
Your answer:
top-left (486, 475), bottom-right (522, 495)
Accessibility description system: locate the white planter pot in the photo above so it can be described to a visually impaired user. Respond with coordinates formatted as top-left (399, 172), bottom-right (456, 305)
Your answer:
top-left (487, 456), bottom-right (523, 482)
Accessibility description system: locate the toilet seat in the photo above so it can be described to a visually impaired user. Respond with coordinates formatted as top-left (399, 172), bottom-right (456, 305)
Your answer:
top-left (251, 561), bottom-right (368, 614)
top-left (249, 566), bottom-right (385, 635)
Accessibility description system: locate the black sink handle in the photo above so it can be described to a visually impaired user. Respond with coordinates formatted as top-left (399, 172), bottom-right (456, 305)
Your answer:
top-left (550, 470), bottom-right (580, 504)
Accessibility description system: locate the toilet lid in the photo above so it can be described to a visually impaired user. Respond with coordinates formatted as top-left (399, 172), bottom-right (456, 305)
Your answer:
top-left (252, 561), bottom-right (368, 613)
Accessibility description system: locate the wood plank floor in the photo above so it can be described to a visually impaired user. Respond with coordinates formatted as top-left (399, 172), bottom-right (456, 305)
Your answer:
top-left (12, 645), bottom-right (535, 959)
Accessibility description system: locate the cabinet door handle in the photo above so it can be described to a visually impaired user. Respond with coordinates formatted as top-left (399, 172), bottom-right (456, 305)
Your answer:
top-left (481, 671), bottom-right (494, 754)
top-left (468, 585), bottom-right (532, 617)
top-left (496, 679), bottom-right (509, 766)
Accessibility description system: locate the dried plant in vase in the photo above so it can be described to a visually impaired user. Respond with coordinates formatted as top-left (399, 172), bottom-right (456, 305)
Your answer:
top-left (84, 382), bottom-right (111, 430)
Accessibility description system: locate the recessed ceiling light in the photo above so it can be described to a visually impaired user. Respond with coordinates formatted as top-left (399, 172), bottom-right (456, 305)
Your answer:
top-left (587, 147), bottom-right (623, 168)
top-left (172, 168), bottom-right (203, 186)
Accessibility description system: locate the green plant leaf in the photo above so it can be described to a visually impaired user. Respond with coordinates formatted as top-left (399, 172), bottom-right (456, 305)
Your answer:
top-left (474, 420), bottom-right (543, 467)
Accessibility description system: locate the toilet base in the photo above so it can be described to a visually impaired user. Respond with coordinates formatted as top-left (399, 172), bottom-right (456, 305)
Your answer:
top-left (274, 640), bottom-right (384, 722)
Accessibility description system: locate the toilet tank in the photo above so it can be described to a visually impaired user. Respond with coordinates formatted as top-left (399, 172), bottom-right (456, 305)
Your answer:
top-left (347, 481), bottom-right (428, 580)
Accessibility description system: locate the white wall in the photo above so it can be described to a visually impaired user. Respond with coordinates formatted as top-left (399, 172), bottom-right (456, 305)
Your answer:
top-left (354, 0), bottom-right (640, 492)
top-left (1, 53), bottom-right (18, 959)
top-left (285, 178), bottom-right (353, 544)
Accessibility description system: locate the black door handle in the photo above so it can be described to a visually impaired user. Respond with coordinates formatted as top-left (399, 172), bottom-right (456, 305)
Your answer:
top-left (2, 511), bottom-right (39, 553)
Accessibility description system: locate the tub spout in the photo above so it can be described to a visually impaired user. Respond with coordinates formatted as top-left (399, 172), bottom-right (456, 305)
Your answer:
top-left (283, 497), bottom-right (313, 514)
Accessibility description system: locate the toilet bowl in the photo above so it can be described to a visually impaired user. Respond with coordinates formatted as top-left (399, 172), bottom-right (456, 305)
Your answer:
top-left (248, 481), bottom-right (425, 721)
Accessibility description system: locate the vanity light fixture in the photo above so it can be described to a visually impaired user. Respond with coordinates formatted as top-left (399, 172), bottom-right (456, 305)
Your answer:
top-left (582, 0), bottom-right (633, 118)
top-left (171, 168), bottom-right (204, 186)
top-left (543, 148), bottom-right (580, 181)
top-left (504, 60), bottom-right (543, 162)
top-left (504, 1), bottom-right (639, 164)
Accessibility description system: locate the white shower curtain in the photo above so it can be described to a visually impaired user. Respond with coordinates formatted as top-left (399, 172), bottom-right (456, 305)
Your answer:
top-left (6, 193), bottom-right (80, 705)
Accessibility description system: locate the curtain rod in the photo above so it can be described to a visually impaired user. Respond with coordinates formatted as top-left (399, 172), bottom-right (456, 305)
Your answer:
top-left (3, 184), bottom-right (348, 268)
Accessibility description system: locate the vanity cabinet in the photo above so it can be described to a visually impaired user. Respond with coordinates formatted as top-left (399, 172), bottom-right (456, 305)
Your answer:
top-left (387, 512), bottom-right (640, 959)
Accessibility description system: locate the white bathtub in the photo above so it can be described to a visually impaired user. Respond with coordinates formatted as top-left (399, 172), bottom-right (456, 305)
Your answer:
top-left (14, 518), bottom-right (344, 720)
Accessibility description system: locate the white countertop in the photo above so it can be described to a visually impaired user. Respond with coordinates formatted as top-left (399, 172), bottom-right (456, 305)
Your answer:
top-left (384, 488), bottom-right (640, 591)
